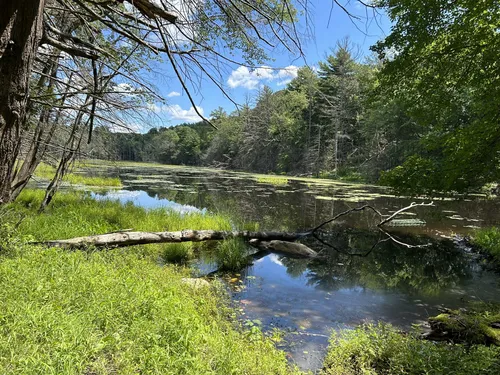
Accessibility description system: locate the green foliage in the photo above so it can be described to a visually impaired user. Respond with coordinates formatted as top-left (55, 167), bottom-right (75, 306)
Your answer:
top-left (379, 155), bottom-right (440, 196)
top-left (322, 323), bottom-right (500, 375)
top-left (471, 227), bottom-right (500, 264)
top-left (162, 242), bottom-right (195, 264)
top-left (373, 0), bottom-right (500, 194)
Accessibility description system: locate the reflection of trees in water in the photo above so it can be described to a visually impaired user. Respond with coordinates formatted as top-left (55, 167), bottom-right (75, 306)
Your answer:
top-left (282, 230), bottom-right (473, 296)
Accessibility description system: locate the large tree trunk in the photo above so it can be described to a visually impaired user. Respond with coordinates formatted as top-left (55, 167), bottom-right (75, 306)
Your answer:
top-left (0, 0), bottom-right (46, 204)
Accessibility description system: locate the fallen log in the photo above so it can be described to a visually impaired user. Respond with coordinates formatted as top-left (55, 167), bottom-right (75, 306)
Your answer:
top-left (36, 230), bottom-right (304, 250)
top-left (34, 202), bottom-right (435, 257)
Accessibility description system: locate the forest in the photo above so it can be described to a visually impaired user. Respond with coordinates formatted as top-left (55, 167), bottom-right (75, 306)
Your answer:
top-left (1, 0), bottom-right (500, 374)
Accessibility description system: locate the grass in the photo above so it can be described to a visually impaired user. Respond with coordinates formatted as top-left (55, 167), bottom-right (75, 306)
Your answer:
top-left (0, 190), bottom-right (302, 374)
top-left (215, 238), bottom-right (249, 271)
top-left (34, 162), bottom-right (122, 187)
top-left (321, 323), bottom-right (500, 375)
top-left (471, 227), bottom-right (500, 265)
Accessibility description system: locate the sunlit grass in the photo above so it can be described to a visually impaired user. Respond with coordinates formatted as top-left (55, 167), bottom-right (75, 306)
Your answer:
top-left (471, 227), bottom-right (500, 264)
top-left (34, 162), bottom-right (122, 187)
top-left (0, 190), bottom-right (302, 374)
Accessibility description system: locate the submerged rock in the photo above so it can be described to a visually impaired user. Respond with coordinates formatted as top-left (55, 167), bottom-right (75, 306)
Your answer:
top-left (427, 306), bottom-right (500, 346)
top-left (250, 239), bottom-right (318, 258)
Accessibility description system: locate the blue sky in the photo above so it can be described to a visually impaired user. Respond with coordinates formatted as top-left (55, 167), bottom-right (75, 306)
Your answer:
top-left (143, 0), bottom-right (391, 129)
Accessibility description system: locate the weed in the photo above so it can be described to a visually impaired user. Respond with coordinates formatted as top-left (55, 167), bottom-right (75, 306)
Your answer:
top-left (215, 238), bottom-right (248, 271)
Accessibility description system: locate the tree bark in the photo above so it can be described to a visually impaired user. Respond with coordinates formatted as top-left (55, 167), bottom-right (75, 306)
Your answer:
top-left (0, 0), bottom-right (46, 204)
top-left (37, 230), bottom-right (305, 250)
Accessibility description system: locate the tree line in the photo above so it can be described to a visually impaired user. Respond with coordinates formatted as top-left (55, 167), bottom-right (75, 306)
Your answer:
top-left (88, 0), bottom-right (500, 196)
top-left (87, 41), bottom-right (412, 183)
top-left (1, 0), bottom-right (499, 206)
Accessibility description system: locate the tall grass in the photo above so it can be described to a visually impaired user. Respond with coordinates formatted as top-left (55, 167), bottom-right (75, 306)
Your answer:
top-left (0, 190), bottom-right (302, 374)
top-left (34, 162), bottom-right (122, 187)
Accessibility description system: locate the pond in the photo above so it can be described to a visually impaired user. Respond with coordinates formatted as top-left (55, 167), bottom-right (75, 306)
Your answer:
top-left (88, 163), bottom-right (500, 371)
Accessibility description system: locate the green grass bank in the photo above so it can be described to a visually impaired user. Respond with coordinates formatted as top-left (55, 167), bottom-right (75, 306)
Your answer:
top-left (0, 190), bottom-right (300, 374)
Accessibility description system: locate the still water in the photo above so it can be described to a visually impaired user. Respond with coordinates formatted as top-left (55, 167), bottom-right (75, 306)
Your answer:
top-left (89, 163), bottom-right (500, 370)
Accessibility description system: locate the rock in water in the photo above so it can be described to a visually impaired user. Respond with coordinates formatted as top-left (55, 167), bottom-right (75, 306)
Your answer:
top-left (256, 240), bottom-right (318, 258)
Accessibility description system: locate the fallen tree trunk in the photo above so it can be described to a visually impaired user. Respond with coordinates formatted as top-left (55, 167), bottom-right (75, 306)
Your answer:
top-left (34, 202), bottom-right (435, 258)
top-left (37, 230), bottom-right (304, 250)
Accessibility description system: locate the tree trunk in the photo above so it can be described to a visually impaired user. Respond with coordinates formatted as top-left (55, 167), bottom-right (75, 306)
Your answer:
top-left (0, 0), bottom-right (46, 204)
top-left (36, 230), bottom-right (305, 250)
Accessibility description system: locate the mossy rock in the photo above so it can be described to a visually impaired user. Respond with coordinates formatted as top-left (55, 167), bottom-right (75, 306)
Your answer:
top-left (428, 306), bottom-right (500, 346)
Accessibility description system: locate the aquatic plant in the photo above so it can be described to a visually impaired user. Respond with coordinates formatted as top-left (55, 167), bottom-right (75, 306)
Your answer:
top-left (256, 176), bottom-right (289, 185)
top-left (471, 227), bottom-right (500, 265)
top-left (215, 238), bottom-right (249, 271)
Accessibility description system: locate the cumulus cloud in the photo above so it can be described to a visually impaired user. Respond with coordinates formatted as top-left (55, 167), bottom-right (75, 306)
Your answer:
top-left (227, 65), bottom-right (300, 89)
top-left (167, 91), bottom-right (181, 97)
top-left (148, 103), bottom-right (204, 122)
top-left (164, 104), bottom-right (204, 122)
top-left (275, 65), bottom-right (300, 86)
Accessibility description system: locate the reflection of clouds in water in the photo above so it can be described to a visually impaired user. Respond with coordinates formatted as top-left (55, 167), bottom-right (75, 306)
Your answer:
top-left (254, 254), bottom-right (284, 267)
top-left (268, 254), bottom-right (284, 267)
top-left (92, 190), bottom-right (206, 215)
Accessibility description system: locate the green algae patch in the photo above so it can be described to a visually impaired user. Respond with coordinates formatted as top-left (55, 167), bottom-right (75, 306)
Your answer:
top-left (256, 176), bottom-right (289, 185)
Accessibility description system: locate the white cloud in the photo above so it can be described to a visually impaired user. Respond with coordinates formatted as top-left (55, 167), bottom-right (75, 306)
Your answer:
top-left (227, 65), bottom-right (300, 89)
top-left (108, 123), bottom-right (142, 133)
top-left (164, 104), bottom-right (204, 122)
top-left (276, 65), bottom-right (299, 86)
top-left (147, 102), bottom-right (204, 122)
top-left (167, 91), bottom-right (181, 97)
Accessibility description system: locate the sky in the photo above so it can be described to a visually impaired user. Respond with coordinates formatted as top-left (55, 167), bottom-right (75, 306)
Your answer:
top-left (141, 0), bottom-right (391, 130)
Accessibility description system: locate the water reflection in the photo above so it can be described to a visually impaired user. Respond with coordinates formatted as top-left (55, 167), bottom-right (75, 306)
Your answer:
top-left (85, 164), bottom-right (500, 371)
top-left (233, 231), bottom-right (500, 370)
top-left (101, 165), bottom-right (500, 236)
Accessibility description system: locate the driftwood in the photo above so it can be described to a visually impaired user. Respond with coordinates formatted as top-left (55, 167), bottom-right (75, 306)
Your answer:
top-left (37, 230), bottom-right (303, 250)
top-left (34, 202), bottom-right (435, 258)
